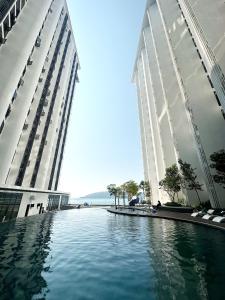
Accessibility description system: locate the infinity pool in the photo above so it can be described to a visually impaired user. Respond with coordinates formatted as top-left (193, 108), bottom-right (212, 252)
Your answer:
top-left (0, 208), bottom-right (225, 300)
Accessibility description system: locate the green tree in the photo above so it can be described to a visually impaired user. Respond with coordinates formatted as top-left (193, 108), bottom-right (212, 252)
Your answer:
top-left (178, 159), bottom-right (203, 205)
top-left (210, 149), bottom-right (225, 188)
top-left (159, 164), bottom-right (181, 202)
top-left (107, 184), bottom-right (118, 208)
top-left (124, 180), bottom-right (139, 201)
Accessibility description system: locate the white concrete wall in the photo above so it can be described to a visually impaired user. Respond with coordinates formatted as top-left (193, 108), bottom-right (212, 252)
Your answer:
top-left (133, 0), bottom-right (225, 208)
top-left (51, 60), bottom-right (77, 189)
top-left (17, 192), bottom-right (49, 218)
top-left (0, 0), bottom-right (79, 192)
top-left (0, 0), bottom-right (53, 183)
top-left (157, 0), bottom-right (225, 207)
top-left (44, 52), bottom-right (77, 190)
top-left (6, 0), bottom-right (64, 186)
top-left (22, 22), bottom-right (69, 188)
top-left (36, 45), bottom-right (75, 189)
top-left (180, 0), bottom-right (225, 111)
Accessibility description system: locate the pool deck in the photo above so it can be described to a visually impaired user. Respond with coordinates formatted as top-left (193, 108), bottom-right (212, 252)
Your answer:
top-left (107, 207), bottom-right (225, 232)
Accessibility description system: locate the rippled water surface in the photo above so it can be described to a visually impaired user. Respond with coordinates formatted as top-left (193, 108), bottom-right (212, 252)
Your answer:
top-left (1, 208), bottom-right (225, 300)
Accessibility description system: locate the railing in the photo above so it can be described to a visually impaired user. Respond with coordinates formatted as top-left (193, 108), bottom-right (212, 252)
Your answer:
top-left (0, 0), bottom-right (15, 23)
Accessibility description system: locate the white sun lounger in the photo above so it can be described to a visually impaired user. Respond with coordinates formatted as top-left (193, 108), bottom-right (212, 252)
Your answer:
top-left (191, 210), bottom-right (205, 217)
top-left (202, 214), bottom-right (215, 220)
top-left (202, 209), bottom-right (215, 220)
top-left (191, 211), bottom-right (201, 217)
top-left (212, 216), bottom-right (225, 223)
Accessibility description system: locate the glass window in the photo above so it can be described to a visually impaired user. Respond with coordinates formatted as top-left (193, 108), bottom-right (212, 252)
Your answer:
top-left (0, 192), bottom-right (22, 222)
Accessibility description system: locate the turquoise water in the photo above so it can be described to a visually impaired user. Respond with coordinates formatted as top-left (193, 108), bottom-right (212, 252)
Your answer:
top-left (0, 208), bottom-right (225, 300)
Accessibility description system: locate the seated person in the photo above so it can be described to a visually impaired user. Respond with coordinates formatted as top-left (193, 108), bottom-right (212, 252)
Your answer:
top-left (156, 200), bottom-right (161, 209)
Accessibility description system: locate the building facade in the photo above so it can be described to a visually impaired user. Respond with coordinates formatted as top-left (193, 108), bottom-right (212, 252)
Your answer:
top-left (133, 0), bottom-right (225, 208)
top-left (0, 0), bottom-right (79, 220)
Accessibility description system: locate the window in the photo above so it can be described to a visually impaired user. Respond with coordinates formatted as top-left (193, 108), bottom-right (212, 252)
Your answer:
top-left (11, 91), bottom-right (17, 103)
top-left (0, 121), bottom-right (4, 134)
top-left (221, 109), bottom-right (225, 120)
top-left (47, 195), bottom-right (60, 211)
top-left (214, 92), bottom-right (221, 106)
top-left (5, 105), bottom-right (11, 118)
top-left (0, 192), bottom-right (22, 222)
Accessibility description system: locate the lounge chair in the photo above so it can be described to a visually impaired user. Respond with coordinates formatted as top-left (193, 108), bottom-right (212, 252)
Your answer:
top-left (202, 209), bottom-right (215, 220)
top-left (212, 210), bottom-right (225, 223)
top-left (212, 216), bottom-right (225, 223)
top-left (191, 210), bottom-right (205, 217)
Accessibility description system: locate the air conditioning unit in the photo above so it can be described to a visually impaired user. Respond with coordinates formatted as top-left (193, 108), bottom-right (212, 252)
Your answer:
top-left (19, 78), bottom-right (24, 86)
top-left (23, 123), bottom-right (29, 130)
top-left (28, 58), bottom-right (33, 65)
top-left (35, 37), bottom-right (41, 47)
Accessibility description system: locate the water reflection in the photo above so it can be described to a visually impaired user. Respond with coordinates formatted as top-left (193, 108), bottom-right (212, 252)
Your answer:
top-left (147, 219), bottom-right (225, 300)
top-left (0, 212), bottom-right (54, 300)
top-left (1, 209), bottom-right (225, 300)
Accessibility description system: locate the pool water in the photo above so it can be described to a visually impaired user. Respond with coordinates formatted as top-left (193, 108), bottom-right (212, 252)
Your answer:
top-left (0, 208), bottom-right (225, 300)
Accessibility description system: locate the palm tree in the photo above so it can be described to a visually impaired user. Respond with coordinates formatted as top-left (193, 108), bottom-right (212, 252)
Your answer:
top-left (116, 187), bottom-right (122, 207)
top-left (120, 183), bottom-right (127, 207)
top-left (139, 180), bottom-right (145, 202)
top-left (107, 184), bottom-right (118, 208)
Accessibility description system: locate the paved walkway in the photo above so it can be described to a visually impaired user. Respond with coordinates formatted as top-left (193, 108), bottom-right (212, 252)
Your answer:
top-left (107, 207), bottom-right (225, 232)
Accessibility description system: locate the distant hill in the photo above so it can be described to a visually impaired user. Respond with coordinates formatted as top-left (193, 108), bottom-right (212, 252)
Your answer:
top-left (81, 191), bottom-right (112, 199)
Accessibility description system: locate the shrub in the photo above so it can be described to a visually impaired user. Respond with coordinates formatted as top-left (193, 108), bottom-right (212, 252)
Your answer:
top-left (164, 202), bottom-right (182, 207)
top-left (195, 200), bottom-right (211, 210)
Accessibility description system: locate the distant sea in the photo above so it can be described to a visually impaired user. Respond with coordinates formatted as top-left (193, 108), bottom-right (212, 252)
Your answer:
top-left (70, 198), bottom-right (128, 206)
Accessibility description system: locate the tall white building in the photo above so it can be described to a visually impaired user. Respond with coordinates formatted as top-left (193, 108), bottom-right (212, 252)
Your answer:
top-left (133, 0), bottom-right (225, 208)
top-left (0, 0), bottom-right (79, 221)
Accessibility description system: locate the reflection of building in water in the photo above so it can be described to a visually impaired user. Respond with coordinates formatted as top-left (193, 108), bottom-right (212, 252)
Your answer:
top-left (133, 0), bottom-right (225, 207)
top-left (0, 0), bottom-right (79, 221)
top-left (147, 219), bottom-right (209, 299)
top-left (0, 212), bottom-right (54, 299)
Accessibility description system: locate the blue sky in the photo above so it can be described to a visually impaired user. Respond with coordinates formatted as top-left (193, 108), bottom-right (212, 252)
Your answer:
top-left (59, 0), bottom-right (146, 197)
